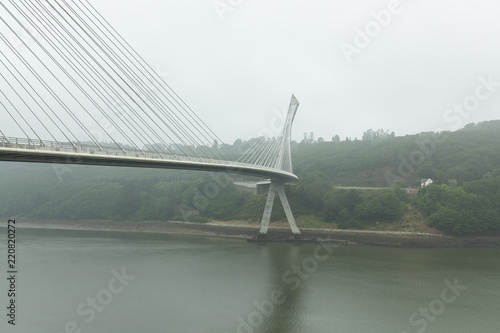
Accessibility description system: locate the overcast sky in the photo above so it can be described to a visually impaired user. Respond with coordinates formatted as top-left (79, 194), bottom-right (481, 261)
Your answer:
top-left (88, 0), bottom-right (500, 143)
top-left (2, 0), bottom-right (500, 144)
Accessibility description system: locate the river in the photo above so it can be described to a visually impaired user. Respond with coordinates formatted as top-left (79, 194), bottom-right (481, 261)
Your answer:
top-left (0, 228), bottom-right (499, 333)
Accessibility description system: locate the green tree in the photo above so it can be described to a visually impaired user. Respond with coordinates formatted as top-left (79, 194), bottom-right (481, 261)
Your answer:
top-left (111, 184), bottom-right (143, 220)
top-left (297, 173), bottom-right (332, 212)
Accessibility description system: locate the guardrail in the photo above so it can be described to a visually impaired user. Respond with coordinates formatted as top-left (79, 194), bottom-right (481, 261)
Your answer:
top-left (0, 136), bottom-right (293, 176)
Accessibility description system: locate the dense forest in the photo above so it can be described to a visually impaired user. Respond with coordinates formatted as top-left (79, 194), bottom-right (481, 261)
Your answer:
top-left (292, 120), bottom-right (500, 187)
top-left (0, 120), bottom-right (499, 236)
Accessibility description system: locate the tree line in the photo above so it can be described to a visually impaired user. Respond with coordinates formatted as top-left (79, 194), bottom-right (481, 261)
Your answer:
top-left (0, 120), bottom-right (499, 235)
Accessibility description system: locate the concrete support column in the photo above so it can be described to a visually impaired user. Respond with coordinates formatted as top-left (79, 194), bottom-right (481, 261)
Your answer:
top-left (259, 180), bottom-right (301, 237)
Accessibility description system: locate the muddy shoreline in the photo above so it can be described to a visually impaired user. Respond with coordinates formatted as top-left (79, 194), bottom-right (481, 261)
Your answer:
top-left (2, 218), bottom-right (500, 248)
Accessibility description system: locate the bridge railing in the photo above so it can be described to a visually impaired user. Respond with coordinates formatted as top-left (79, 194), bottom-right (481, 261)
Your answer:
top-left (0, 136), bottom-right (207, 162)
top-left (0, 136), bottom-right (292, 175)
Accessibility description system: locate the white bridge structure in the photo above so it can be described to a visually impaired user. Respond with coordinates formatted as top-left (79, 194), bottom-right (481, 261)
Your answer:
top-left (0, 0), bottom-right (301, 237)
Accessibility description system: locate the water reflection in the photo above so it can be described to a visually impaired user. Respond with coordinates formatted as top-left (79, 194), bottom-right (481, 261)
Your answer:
top-left (259, 243), bottom-right (303, 333)
top-left (2, 229), bottom-right (498, 333)
top-left (242, 242), bottom-right (335, 333)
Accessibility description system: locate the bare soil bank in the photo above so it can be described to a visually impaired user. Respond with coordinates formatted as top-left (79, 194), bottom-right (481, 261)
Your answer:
top-left (4, 218), bottom-right (500, 248)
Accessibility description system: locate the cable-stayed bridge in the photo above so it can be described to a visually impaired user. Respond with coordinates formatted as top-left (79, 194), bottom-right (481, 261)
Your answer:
top-left (0, 0), bottom-right (301, 237)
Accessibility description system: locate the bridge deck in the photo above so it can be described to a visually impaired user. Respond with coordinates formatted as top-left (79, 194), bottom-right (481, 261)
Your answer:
top-left (0, 139), bottom-right (297, 182)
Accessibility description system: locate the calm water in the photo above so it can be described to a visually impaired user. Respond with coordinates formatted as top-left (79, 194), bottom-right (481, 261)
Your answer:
top-left (0, 227), bottom-right (499, 333)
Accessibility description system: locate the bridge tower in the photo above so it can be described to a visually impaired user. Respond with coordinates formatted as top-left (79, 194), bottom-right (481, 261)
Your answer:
top-left (258, 95), bottom-right (301, 238)
top-left (0, 1), bottom-right (303, 238)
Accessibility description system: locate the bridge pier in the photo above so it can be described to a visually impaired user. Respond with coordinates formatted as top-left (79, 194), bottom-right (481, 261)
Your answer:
top-left (259, 180), bottom-right (301, 238)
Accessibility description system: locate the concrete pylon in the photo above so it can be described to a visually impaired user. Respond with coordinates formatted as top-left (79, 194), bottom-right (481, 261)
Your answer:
top-left (258, 180), bottom-right (301, 238)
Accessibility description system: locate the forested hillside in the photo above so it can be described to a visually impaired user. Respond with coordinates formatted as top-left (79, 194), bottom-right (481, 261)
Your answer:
top-left (1, 120), bottom-right (499, 235)
top-left (292, 120), bottom-right (500, 187)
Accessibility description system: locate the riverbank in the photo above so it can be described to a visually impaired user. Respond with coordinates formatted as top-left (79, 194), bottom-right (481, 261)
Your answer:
top-left (2, 218), bottom-right (500, 248)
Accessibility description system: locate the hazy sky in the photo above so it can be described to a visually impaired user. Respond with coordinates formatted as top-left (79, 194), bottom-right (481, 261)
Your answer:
top-left (3, 0), bottom-right (500, 144)
top-left (87, 0), bottom-right (500, 143)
